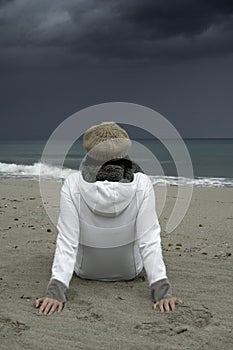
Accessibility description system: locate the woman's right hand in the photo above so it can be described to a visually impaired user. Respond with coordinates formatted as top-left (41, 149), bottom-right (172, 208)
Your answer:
top-left (34, 297), bottom-right (64, 315)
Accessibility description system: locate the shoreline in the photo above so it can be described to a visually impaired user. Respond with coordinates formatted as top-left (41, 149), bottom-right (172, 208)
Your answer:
top-left (0, 179), bottom-right (233, 349)
top-left (1, 173), bottom-right (233, 188)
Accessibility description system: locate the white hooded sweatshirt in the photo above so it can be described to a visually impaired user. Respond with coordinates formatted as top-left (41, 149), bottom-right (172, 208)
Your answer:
top-left (50, 171), bottom-right (168, 289)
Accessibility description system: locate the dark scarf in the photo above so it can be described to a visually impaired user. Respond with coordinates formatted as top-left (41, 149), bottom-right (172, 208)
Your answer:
top-left (80, 155), bottom-right (144, 183)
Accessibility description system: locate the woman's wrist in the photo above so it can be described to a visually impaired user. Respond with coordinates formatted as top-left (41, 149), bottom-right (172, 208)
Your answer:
top-left (46, 278), bottom-right (67, 303)
top-left (151, 278), bottom-right (172, 302)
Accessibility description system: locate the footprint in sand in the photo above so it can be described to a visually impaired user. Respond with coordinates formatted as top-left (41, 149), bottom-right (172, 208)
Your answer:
top-left (70, 300), bottom-right (103, 322)
top-left (0, 317), bottom-right (30, 336)
top-left (134, 304), bottom-right (213, 335)
top-left (76, 312), bottom-right (102, 322)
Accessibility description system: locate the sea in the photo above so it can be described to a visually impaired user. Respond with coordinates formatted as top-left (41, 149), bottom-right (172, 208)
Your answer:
top-left (0, 139), bottom-right (232, 187)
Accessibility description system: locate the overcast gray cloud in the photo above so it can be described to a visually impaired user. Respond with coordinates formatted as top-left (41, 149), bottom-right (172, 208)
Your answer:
top-left (0, 0), bottom-right (233, 66)
top-left (1, 1), bottom-right (233, 140)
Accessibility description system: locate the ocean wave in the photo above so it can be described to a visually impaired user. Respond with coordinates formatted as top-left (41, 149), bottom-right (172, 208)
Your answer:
top-left (0, 161), bottom-right (76, 180)
top-left (149, 175), bottom-right (233, 188)
top-left (0, 161), bottom-right (233, 187)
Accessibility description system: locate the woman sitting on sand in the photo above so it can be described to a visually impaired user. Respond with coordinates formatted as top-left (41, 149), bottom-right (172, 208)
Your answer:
top-left (35, 122), bottom-right (183, 315)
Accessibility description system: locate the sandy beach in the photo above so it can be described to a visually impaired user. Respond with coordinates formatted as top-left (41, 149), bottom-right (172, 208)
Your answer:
top-left (0, 178), bottom-right (232, 350)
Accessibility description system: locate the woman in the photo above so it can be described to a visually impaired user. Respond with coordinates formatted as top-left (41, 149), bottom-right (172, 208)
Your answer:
top-left (35, 122), bottom-right (183, 315)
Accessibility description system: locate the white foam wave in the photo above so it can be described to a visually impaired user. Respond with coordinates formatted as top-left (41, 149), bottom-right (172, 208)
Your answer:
top-left (0, 162), bottom-right (233, 187)
top-left (0, 162), bottom-right (76, 180)
top-left (150, 175), bottom-right (233, 188)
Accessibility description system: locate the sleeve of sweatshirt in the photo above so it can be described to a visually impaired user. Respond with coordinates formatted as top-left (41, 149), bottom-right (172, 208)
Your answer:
top-left (136, 175), bottom-right (172, 302)
top-left (46, 176), bottom-right (80, 303)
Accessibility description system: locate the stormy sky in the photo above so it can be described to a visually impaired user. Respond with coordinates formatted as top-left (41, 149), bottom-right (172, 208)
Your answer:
top-left (0, 0), bottom-right (233, 140)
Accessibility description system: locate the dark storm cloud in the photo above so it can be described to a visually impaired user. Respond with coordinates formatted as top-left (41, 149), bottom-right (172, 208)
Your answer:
top-left (0, 0), bottom-right (14, 6)
top-left (119, 0), bottom-right (233, 37)
top-left (0, 0), bottom-right (233, 65)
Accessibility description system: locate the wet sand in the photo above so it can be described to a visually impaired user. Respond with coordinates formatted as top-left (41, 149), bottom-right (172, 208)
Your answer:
top-left (0, 179), bottom-right (232, 350)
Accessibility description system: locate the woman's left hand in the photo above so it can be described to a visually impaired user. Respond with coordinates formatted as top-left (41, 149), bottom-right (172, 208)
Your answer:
top-left (152, 297), bottom-right (183, 312)
top-left (35, 297), bottom-right (64, 315)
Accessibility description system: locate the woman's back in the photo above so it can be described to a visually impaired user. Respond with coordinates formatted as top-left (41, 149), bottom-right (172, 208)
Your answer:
top-left (60, 171), bottom-right (152, 281)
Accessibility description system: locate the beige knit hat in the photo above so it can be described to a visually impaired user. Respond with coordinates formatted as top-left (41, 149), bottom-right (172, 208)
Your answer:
top-left (83, 121), bottom-right (132, 161)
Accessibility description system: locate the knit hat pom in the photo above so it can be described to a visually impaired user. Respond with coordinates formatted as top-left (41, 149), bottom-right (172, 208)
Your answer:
top-left (83, 122), bottom-right (132, 161)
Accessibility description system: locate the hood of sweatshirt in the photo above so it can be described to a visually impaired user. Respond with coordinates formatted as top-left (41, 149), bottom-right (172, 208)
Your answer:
top-left (78, 172), bottom-right (137, 217)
